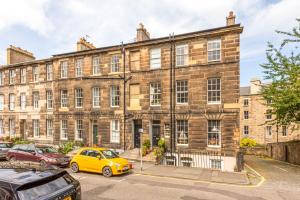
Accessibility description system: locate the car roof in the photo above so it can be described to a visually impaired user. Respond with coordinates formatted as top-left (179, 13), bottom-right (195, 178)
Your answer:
top-left (78, 147), bottom-right (108, 152)
top-left (0, 168), bottom-right (64, 187)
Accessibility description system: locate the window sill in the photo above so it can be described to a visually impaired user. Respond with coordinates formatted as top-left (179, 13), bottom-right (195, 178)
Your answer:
top-left (176, 103), bottom-right (188, 106)
top-left (60, 138), bottom-right (68, 141)
top-left (110, 141), bottom-right (120, 144)
top-left (208, 60), bottom-right (221, 63)
top-left (176, 144), bottom-right (188, 146)
top-left (207, 102), bottom-right (221, 105)
top-left (207, 145), bottom-right (221, 148)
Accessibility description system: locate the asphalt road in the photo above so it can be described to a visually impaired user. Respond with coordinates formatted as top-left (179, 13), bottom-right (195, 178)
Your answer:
top-left (68, 156), bottom-right (300, 200)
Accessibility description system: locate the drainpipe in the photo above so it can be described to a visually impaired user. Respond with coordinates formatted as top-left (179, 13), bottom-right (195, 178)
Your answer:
top-left (169, 34), bottom-right (173, 154)
top-left (122, 42), bottom-right (126, 151)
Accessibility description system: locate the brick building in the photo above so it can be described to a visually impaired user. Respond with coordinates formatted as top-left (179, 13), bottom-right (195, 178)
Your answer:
top-left (240, 78), bottom-right (300, 144)
top-left (0, 12), bottom-right (243, 161)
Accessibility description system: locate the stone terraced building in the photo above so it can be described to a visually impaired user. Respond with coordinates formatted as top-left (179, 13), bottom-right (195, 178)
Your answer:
top-left (0, 12), bottom-right (243, 168)
top-left (240, 78), bottom-right (300, 144)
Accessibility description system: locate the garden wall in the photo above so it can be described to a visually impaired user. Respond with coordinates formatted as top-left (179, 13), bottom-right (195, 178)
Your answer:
top-left (266, 141), bottom-right (300, 165)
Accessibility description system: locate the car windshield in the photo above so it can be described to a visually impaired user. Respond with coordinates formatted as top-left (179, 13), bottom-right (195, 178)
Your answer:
top-left (101, 150), bottom-right (119, 159)
top-left (36, 147), bottom-right (58, 154)
top-left (0, 143), bottom-right (12, 148)
top-left (17, 176), bottom-right (69, 200)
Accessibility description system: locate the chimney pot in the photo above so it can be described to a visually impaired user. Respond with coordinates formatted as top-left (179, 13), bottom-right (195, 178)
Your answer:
top-left (226, 11), bottom-right (236, 26)
top-left (136, 23), bottom-right (150, 42)
top-left (76, 37), bottom-right (96, 51)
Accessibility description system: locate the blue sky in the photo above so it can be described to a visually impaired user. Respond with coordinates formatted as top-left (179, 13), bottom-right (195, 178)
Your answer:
top-left (0, 0), bottom-right (299, 86)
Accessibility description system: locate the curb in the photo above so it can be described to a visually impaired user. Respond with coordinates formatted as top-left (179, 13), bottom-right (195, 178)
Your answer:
top-left (244, 163), bottom-right (266, 187)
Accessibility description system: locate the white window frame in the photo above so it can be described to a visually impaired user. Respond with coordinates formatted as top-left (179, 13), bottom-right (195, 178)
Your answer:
top-left (20, 68), bottom-right (26, 83)
top-left (282, 126), bottom-right (287, 137)
top-left (244, 111), bottom-right (249, 120)
top-left (33, 119), bottom-right (40, 138)
top-left (9, 93), bottom-right (15, 111)
top-left (110, 85), bottom-right (120, 107)
top-left (176, 120), bottom-right (188, 145)
top-left (111, 55), bottom-right (120, 72)
top-left (243, 98), bottom-right (249, 107)
top-left (266, 109), bottom-right (272, 120)
top-left (110, 120), bottom-right (120, 143)
top-left (176, 44), bottom-right (188, 67)
top-left (32, 66), bottom-right (39, 82)
top-left (75, 88), bottom-right (83, 108)
top-left (0, 120), bottom-right (4, 135)
top-left (75, 58), bottom-right (83, 77)
top-left (20, 93), bottom-right (26, 111)
top-left (46, 119), bottom-right (53, 138)
top-left (150, 48), bottom-right (161, 69)
top-left (46, 63), bottom-right (53, 81)
top-left (60, 120), bottom-right (68, 140)
top-left (46, 90), bottom-right (53, 109)
top-left (243, 126), bottom-right (249, 135)
top-left (75, 119), bottom-right (84, 141)
top-left (207, 78), bottom-right (221, 104)
top-left (9, 119), bottom-right (15, 136)
top-left (0, 71), bottom-right (4, 86)
top-left (33, 92), bottom-right (39, 109)
top-left (207, 120), bottom-right (221, 148)
top-left (60, 61), bottom-right (68, 78)
top-left (0, 95), bottom-right (4, 111)
top-left (266, 126), bottom-right (272, 136)
top-left (150, 82), bottom-right (161, 106)
top-left (92, 56), bottom-right (101, 75)
top-left (207, 39), bottom-right (221, 62)
top-left (9, 70), bottom-right (15, 84)
top-left (176, 80), bottom-right (188, 104)
top-left (61, 90), bottom-right (68, 108)
top-left (92, 87), bottom-right (100, 108)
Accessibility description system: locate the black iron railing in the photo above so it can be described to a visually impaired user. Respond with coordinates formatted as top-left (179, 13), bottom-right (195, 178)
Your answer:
top-left (161, 150), bottom-right (223, 170)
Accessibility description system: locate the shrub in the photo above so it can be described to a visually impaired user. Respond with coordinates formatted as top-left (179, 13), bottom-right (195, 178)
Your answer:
top-left (142, 139), bottom-right (151, 149)
top-left (158, 138), bottom-right (166, 150)
top-left (59, 142), bottom-right (75, 154)
top-left (240, 138), bottom-right (257, 147)
top-left (11, 137), bottom-right (30, 145)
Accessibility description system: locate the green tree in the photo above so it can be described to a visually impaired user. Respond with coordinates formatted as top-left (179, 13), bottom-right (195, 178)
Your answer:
top-left (261, 19), bottom-right (300, 126)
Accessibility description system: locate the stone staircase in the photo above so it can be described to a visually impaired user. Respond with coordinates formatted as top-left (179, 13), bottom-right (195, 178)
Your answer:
top-left (120, 148), bottom-right (156, 162)
top-left (120, 148), bottom-right (141, 161)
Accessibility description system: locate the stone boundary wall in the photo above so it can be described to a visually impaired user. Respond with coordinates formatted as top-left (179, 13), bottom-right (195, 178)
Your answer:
top-left (266, 141), bottom-right (300, 165)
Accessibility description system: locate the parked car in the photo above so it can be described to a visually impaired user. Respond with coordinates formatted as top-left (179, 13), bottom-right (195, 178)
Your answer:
top-left (7, 144), bottom-right (70, 168)
top-left (0, 142), bottom-right (13, 160)
top-left (0, 162), bottom-right (81, 200)
top-left (70, 147), bottom-right (132, 177)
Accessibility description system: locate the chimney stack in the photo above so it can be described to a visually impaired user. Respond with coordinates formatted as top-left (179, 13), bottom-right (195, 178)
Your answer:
top-left (250, 77), bottom-right (262, 95)
top-left (226, 11), bottom-right (236, 26)
top-left (6, 45), bottom-right (35, 65)
top-left (136, 23), bottom-right (150, 42)
top-left (76, 38), bottom-right (96, 51)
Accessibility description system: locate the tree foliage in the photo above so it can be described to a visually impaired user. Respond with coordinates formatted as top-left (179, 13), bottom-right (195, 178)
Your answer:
top-left (261, 19), bottom-right (300, 126)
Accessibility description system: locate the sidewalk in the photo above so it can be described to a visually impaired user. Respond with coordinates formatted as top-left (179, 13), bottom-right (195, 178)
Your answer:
top-left (131, 162), bottom-right (250, 185)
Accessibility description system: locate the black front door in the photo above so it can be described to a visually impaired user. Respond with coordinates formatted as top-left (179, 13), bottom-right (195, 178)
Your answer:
top-left (152, 120), bottom-right (161, 146)
top-left (134, 120), bottom-right (142, 148)
top-left (93, 124), bottom-right (98, 146)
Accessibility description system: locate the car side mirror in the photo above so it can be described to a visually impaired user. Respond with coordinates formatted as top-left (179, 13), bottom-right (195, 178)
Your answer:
top-left (31, 151), bottom-right (36, 155)
top-left (96, 155), bottom-right (101, 160)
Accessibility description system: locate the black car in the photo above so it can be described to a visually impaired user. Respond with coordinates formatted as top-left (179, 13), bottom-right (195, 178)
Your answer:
top-left (0, 162), bottom-right (81, 200)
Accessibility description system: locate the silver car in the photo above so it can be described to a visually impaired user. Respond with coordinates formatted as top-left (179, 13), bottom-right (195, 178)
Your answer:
top-left (0, 142), bottom-right (13, 159)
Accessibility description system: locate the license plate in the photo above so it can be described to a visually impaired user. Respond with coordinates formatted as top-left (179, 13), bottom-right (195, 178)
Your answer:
top-left (64, 196), bottom-right (72, 200)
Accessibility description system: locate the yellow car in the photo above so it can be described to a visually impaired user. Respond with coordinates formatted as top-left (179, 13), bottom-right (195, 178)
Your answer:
top-left (70, 147), bottom-right (132, 177)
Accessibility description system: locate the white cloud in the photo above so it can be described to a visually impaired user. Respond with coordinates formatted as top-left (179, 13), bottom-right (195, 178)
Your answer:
top-left (0, 0), bottom-right (53, 36)
top-left (0, 0), bottom-right (299, 62)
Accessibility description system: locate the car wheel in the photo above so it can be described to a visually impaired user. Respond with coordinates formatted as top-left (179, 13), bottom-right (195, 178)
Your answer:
top-left (40, 160), bottom-right (47, 168)
top-left (102, 166), bottom-right (113, 177)
top-left (9, 157), bottom-right (16, 162)
top-left (71, 162), bottom-right (79, 173)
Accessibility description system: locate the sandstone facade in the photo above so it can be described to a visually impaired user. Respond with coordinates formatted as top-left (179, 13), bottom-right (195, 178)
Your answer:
top-left (0, 13), bottom-right (243, 155)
